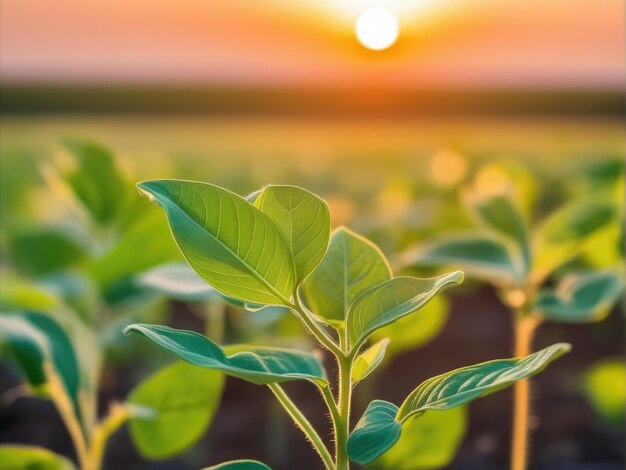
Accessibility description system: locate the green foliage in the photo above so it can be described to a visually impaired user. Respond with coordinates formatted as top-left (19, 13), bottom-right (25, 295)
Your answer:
top-left (351, 338), bottom-right (389, 384)
top-left (302, 227), bottom-right (391, 324)
top-left (204, 460), bottom-right (271, 470)
top-left (537, 269), bottom-right (623, 322)
top-left (0, 312), bottom-right (80, 408)
top-left (348, 343), bottom-right (570, 464)
top-left (138, 262), bottom-right (219, 301)
top-left (125, 324), bottom-right (327, 386)
top-left (128, 361), bottom-right (224, 459)
top-left (0, 445), bottom-right (76, 470)
top-left (583, 359), bottom-right (625, 426)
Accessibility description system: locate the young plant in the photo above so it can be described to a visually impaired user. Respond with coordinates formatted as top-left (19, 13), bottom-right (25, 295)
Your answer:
top-left (1, 142), bottom-right (221, 469)
top-left (399, 181), bottom-right (623, 470)
top-left (125, 179), bottom-right (570, 469)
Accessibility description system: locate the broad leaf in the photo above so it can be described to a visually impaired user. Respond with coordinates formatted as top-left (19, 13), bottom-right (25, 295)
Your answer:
top-left (400, 233), bottom-right (522, 285)
top-left (397, 342), bottom-right (571, 422)
top-left (0, 445), bottom-right (76, 470)
top-left (465, 192), bottom-right (531, 271)
top-left (0, 312), bottom-right (80, 409)
top-left (302, 227), bottom-right (391, 323)
top-left (254, 185), bottom-right (330, 283)
top-left (352, 338), bottom-right (389, 384)
top-left (125, 324), bottom-right (327, 386)
top-left (374, 407), bottom-right (467, 470)
top-left (137, 262), bottom-right (219, 301)
top-left (128, 361), bottom-right (224, 459)
top-left (537, 270), bottom-right (623, 323)
top-left (347, 400), bottom-right (401, 465)
top-left (63, 139), bottom-right (128, 224)
top-left (370, 296), bottom-right (449, 358)
top-left (137, 180), bottom-right (296, 306)
top-left (347, 272), bottom-right (463, 350)
top-left (533, 196), bottom-right (616, 276)
top-left (204, 460), bottom-right (271, 470)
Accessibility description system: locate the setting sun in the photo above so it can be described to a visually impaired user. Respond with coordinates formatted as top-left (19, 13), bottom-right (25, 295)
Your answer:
top-left (355, 8), bottom-right (399, 51)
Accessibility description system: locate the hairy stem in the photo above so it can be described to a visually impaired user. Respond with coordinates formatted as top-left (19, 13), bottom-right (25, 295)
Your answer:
top-left (289, 298), bottom-right (343, 357)
top-left (335, 356), bottom-right (352, 470)
top-left (511, 313), bottom-right (541, 470)
top-left (268, 383), bottom-right (335, 470)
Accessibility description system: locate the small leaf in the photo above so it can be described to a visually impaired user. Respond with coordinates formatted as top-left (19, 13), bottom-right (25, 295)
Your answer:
top-left (464, 192), bottom-right (531, 271)
top-left (374, 407), bottom-right (467, 470)
top-left (302, 227), bottom-right (391, 324)
top-left (583, 359), bottom-right (625, 426)
top-left (533, 196), bottom-right (617, 276)
top-left (537, 270), bottom-right (623, 323)
top-left (397, 343), bottom-right (571, 422)
top-left (137, 262), bottom-right (220, 301)
top-left (0, 445), bottom-right (76, 470)
top-left (352, 338), bottom-right (389, 384)
top-left (254, 185), bottom-right (330, 284)
top-left (128, 361), bottom-right (224, 459)
top-left (125, 324), bottom-right (327, 386)
top-left (400, 233), bottom-right (522, 285)
top-left (347, 272), bottom-right (463, 350)
top-left (203, 460), bottom-right (271, 470)
top-left (137, 180), bottom-right (296, 306)
top-left (63, 139), bottom-right (128, 224)
top-left (0, 312), bottom-right (80, 410)
top-left (347, 400), bottom-right (401, 465)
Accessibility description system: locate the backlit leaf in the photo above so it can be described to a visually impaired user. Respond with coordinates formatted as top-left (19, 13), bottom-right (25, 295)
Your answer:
top-left (583, 359), bottom-right (625, 426)
top-left (352, 338), bottom-right (389, 384)
top-left (302, 227), bottom-right (391, 324)
top-left (537, 269), bottom-right (623, 323)
top-left (255, 185), bottom-right (330, 284)
top-left (347, 400), bottom-right (401, 465)
top-left (137, 180), bottom-right (296, 306)
top-left (125, 324), bottom-right (327, 386)
top-left (128, 361), bottom-right (224, 459)
top-left (397, 343), bottom-right (571, 422)
top-left (347, 272), bottom-right (463, 350)
top-left (137, 262), bottom-right (220, 301)
top-left (0, 445), bottom-right (76, 470)
top-left (203, 460), bottom-right (271, 470)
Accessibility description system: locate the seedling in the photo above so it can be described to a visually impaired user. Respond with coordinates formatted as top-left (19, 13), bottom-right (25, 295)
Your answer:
top-left (125, 179), bottom-right (570, 469)
top-left (400, 179), bottom-right (622, 470)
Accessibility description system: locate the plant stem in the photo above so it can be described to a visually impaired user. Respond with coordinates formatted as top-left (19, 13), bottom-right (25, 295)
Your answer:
top-left (511, 313), bottom-right (541, 470)
top-left (44, 363), bottom-right (91, 470)
top-left (90, 402), bottom-right (129, 470)
top-left (290, 298), bottom-right (343, 357)
top-left (204, 300), bottom-right (225, 343)
top-left (335, 356), bottom-right (352, 470)
top-left (268, 383), bottom-right (335, 470)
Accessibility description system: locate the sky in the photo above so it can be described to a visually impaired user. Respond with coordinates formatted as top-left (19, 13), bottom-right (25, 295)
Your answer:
top-left (1, 0), bottom-right (623, 89)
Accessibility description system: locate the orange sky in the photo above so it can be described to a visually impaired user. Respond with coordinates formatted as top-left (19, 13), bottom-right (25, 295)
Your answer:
top-left (0, 0), bottom-right (623, 89)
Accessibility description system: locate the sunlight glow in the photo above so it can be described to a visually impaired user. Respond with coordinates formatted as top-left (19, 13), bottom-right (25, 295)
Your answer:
top-left (355, 8), bottom-right (399, 51)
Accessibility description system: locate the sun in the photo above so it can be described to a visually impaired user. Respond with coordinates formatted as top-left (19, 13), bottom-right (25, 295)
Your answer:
top-left (355, 8), bottom-right (399, 51)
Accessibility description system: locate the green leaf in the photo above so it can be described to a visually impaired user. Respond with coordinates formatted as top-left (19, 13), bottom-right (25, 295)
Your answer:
top-left (533, 196), bottom-right (617, 276)
top-left (352, 338), bottom-right (389, 384)
top-left (254, 185), bottom-right (330, 284)
top-left (347, 272), bottom-right (463, 350)
top-left (464, 192), bottom-right (531, 271)
top-left (137, 262), bottom-right (220, 301)
top-left (137, 180), bottom-right (296, 306)
top-left (583, 359), bottom-right (625, 426)
top-left (370, 296), bottom-right (449, 358)
top-left (374, 407), bottom-right (467, 470)
top-left (537, 270), bottom-right (623, 323)
top-left (128, 361), bottom-right (224, 459)
top-left (0, 445), bottom-right (76, 470)
top-left (397, 343), bottom-right (571, 422)
top-left (302, 227), bottom-right (391, 324)
top-left (63, 139), bottom-right (128, 224)
top-left (347, 400), bottom-right (401, 465)
top-left (203, 460), bottom-right (271, 470)
top-left (8, 228), bottom-right (87, 276)
top-left (124, 324), bottom-right (327, 386)
top-left (400, 233), bottom-right (522, 285)
top-left (0, 312), bottom-right (80, 409)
